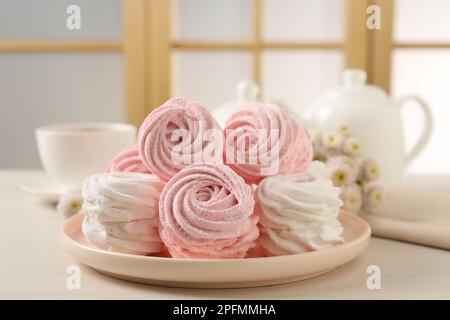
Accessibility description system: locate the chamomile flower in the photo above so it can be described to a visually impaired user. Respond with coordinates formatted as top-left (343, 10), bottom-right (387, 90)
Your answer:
top-left (309, 128), bottom-right (323, 145)
top-left (327, 156), bottom-right (359, 180)
top-left (360, 159), bottom-right (380, 181)
top-left (327, 155), bottom-right (358, 170)
top-left (343, 137), bottom-right (362, 157)
top-left (321, 130), bottom-right (343, 150)
top-left (57, 192), bottom-right (83, 219)
top-left (328, 162), bottom-right (354, 186)
top-left (336, 124), bottom-right (352, 137)
top-left (362, 181), bottom-right (384, 212)
top-left (340, 185), bottom-right (363, 213)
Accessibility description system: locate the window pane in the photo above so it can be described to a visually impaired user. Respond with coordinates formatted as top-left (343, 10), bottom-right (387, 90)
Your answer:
top-left (394, 0), bottom-right (450, 43)
top-left (262, 50), bottom-right (343, 115)
top-left (0, 53), bottom-right (124, 168)
top-left (392, 49), bottom-right (450, 174)
top-left (172, 51), bottom-right (253, 109)
top-left (0, 0), bottom-right (122, 40)
top-left (262, 0), bottom-right (345, 42)
top-left (173, 0), bottom-right (252, 41)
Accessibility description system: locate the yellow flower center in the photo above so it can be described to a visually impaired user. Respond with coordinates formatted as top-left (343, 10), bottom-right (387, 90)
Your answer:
top-left (332, 171), bottom-right (347, 185)
top-left (370, 167), bottom-right (378, 176)
top-left (71, 202), bottom-right (81, 212)
top-left (375, 192), bottom-right (382, 202)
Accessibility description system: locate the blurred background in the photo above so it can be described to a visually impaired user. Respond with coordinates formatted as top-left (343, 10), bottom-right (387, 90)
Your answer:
top-left (0, 0), bottom-right (449, 176)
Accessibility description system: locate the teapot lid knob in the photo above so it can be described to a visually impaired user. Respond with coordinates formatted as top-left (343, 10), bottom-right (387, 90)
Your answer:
top-left (343, 69), bottom-right (367, 87)
top-left (236, 80), bottom-right (260, 101)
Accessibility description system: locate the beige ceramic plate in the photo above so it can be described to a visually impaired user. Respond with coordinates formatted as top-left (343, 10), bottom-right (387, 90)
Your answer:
top-left (61, 212), bottom-right (370, 288)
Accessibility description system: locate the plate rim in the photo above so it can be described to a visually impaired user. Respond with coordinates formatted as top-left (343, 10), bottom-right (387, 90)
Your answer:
top-left (61, 211), bottom-right (371, 264)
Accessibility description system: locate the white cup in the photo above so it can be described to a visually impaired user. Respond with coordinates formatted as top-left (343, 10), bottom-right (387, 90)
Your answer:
top-left (36, 123), bottom-right (136, 192)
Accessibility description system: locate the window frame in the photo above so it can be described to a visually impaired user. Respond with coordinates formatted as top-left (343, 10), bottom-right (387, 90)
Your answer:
top-left (3, 0), bottom-right (445, 126)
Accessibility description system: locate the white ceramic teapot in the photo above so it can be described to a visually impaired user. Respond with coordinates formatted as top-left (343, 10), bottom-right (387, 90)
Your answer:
top-left (212, 80), bottom-right (296, 127)
top-left (303, 69), bottom-right (433, 183)
top-left (212, 80), bottom-right (260, 128)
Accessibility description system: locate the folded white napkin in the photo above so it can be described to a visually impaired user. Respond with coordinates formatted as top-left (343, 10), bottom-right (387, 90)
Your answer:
top-left (362, 184), bottom-right (450, 250)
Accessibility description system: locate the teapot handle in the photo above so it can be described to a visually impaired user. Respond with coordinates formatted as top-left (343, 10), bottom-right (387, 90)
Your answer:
top-left (397, 96), bottom-right (433, 168)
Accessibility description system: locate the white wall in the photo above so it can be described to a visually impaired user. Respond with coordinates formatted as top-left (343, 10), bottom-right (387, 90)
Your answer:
top-left (392, 0), bottom-right (450, 174)
top-left (172, 0), bottom-right (345, 111)
top-left (0, 0), bottom-right (122, 40)
top-left (0, 53), bottom-right (124, 168)
top-left (0, 0), bottom-right (124, 168)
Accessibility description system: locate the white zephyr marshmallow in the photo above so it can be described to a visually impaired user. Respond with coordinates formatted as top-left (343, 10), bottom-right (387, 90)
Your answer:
top-left (81, 172), bottom-right (164, 255)
top-left (255, 161), bottom-right (344, 256)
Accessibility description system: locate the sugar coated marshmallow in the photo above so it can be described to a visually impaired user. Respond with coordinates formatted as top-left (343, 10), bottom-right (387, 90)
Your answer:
top-left (80, 96), bottom-right (348, 260)
top-left (255, 161), bottom-right (344, 256)
top-left (224, 103), bottom-right (312, 184)
top-left (106, 146), bottom-right (151, 174)
top-left (138, 97), bottom-right (223, 182)
top-left (159, 163), bottom-right (259, 259)
top-left (81, 172), bottom-right (164, 255)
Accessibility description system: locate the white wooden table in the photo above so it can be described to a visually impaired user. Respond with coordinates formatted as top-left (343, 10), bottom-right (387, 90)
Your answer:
top-left (1, 170), bottom-right (449, 299)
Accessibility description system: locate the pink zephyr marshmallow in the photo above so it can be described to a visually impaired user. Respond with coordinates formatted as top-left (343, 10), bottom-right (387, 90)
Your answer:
top-left (106, 146), bottom-right (152, 174)
top-left (224, 103), bottom-right (313, 184)
top-left (159, 162), bottom-right (259, 259)
top-left (138, 97), bottom-right (223, 182)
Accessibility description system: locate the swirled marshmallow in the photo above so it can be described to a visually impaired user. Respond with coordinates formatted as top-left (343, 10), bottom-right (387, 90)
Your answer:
top-left (224, 103), bottom-right (312, 184)
top-left (138, 98), bottom-right (223, 182)
top-left (82, 172), bottom-right (163, 255)
top-left (255, 161), bottom-right (343, 256)
top-left (159, 163), bottom-right (259, 259)
top-left (106, 146), bottom-right (151, 174)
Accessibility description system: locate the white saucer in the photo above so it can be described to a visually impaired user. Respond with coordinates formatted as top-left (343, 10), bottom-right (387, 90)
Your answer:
top-left (61, 211), bottom-right (371, 288)
top-left (20, 180), bottom-right (77, 202)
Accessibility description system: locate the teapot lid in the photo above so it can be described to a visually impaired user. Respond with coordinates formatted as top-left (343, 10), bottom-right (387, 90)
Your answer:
top-left (212, 80), bottom-right (260, 127)
top-left (236, 80), bottom-right (260, 102)
top-left (317, 69), bottom-right (387, 104)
